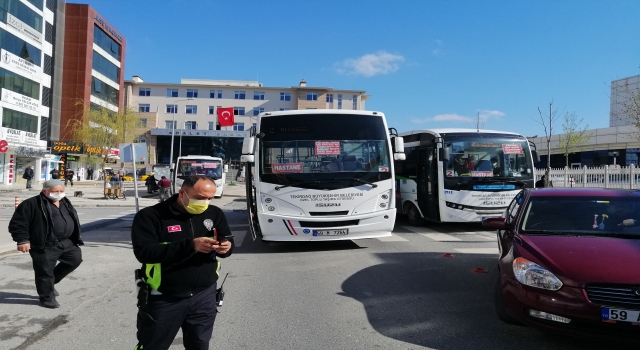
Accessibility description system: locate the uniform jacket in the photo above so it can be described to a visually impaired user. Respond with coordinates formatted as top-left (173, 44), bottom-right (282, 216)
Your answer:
top-left (9, 193), bottom-right (84, 248)
top-left (131, 195), bottom-right (234, 298)
top-left (23, 168), bottom-right (34, 179)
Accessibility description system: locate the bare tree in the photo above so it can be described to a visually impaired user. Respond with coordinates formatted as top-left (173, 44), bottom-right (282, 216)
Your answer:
top-left (66, 101), bottom-right (141, 189)
top-left (535, 101), bottom-right (559, 187)
top-left (558, 112), bottom-right (590, 168)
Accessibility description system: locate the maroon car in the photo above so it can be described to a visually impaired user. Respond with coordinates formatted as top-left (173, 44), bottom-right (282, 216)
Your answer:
top-left (483, 188), bottom-right (640, 341)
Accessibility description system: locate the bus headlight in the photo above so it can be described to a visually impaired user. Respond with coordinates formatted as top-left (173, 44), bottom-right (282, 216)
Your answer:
top-left (259, 193), bottom-right (305, 216)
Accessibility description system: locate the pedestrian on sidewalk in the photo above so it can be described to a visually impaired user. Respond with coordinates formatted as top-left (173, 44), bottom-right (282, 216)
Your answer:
top-left (157, 176), bottom-right (171, 202)
top-left (50, 168), bottom-right (60, 180)
top-left (131, 175), bottom-right (233, 349)
top-left (144, 173), bottom-right (157, 194)
top-left (23, 165), bottom-right (34, 189)
top-left (87, 168), bottom-right (94, 181)
top-left (64, 169), bottom-right (74, 187)
top-left (8, 179), bottom-right (83, 309)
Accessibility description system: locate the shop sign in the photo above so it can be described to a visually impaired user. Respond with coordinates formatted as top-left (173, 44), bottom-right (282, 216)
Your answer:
top-left (0, 49), bottom-right (41, 82)
top-left (14, 146), bottom-right (46, 157)
top-left (2, 89), bottom-right (40, 116)
top-left (85, 145), bottom-right (103, 155)
top-left (51, 141), bottom-right (83, 154)
top-left (6, 14), bottom-right (42, 42)
top-left (0, 139), bottom-right (7, 153)
top-left (67, 156), bottom-right (78, 161)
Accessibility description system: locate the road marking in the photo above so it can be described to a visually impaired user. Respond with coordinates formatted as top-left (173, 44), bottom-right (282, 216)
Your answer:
top-left (454, 247), bottom-right (499, 254)
top-left (421, 233), bottom-right (462, 241)
top-left (377, 234), bottom-right (408, 242)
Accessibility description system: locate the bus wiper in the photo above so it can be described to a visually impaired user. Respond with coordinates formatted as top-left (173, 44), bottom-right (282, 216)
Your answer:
top-left (349, 178), bottom-right (378, 188)
top-left (274, 181), bottom-right (321, 190)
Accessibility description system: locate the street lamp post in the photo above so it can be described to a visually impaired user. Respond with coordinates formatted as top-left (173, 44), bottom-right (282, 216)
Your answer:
top-left (168, 99), bottom-right (193, 170)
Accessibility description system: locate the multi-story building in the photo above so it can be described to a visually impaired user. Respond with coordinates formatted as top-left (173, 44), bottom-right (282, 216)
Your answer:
top-left (53, 3), bottom-right (126, 179)
top-left (610, 74), bottom-right (640, 127)
top-left (0, 0), bottom-right (64, 186)
top-left (124, 77), bottom-right (369, 167)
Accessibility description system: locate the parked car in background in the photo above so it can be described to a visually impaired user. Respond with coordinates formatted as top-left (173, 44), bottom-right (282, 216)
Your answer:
top-left (483, 188), bottom-right (640, 342)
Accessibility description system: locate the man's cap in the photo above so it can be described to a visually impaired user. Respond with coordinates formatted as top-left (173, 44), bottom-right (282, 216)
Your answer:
top-left (43, 179), bottom-right (65, 189)
top-left (161, 176), bottom-right (166, 179)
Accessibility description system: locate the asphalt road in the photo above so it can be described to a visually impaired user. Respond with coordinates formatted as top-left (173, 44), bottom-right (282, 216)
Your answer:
top-left (0, 208), bottom-right (637, 349)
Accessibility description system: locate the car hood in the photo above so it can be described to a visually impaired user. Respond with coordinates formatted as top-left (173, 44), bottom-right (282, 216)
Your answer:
top-left (516, 235), bottom-right (640, 287)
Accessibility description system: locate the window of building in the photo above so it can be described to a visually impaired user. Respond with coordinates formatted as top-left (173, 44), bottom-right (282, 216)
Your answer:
top-left (139, 88), bottom-right (150, 96)
top-left (91, 76), bottom-right (118, 105)
top-left (167, 88), bottom-right (178, 97)
top-left (8, 1), bottom-right (42, 33)
top-left (353, 95), bottom-right (358, 110)
top-left (165, 120), bottom-right (177, 129)
top-left (306, 92), bottom-right (318, 101)
top-left (0, 68), bottom-right (39, 100)
top-left (208, 121), bottom-right (215, 130)
top-left (252, 107), bottom-right (264, 116)
top-left (138, 104), bottom-right (150, 113)
top-left (234, 107), bottom-right (245, 116)
top-left (337, 94), bottom-right (342, 109)
top-left (187, 89), bottom-right (198, 98)
top-left (280, 92), bottom-right (291, 101)
top-left (184, 121), bottom-right (197, 130)
top-left (252, 123), bottom-right (257, 131)
top-left (306, 108), bottom-right (317, 110)
top-left (166, 104), bottom-right (177, 113)
top-left (279, 108), bottom-right (290, 111)
top-left (233, 123), bottom-right (245, 131)
top-left (0, 28), bottom-right (41, 66)
top-left (209, 106), bottom-right (215, 115)
top-left (186, 105), bottom-right (197, 114)
top-left (234, 91), bottom-right (246, 100)
top-left (326, 94), bottom-right (333, 103)
top-left (210, 90), bottom-right (222, 98)
top-left (92, 51), bottom-right (120, 82)
top-left (140, 118), bottom-right (148, 127)
top-left (93, 25), bottom-right (121, 60)
top-left (2, 107), bottom-right (38, 133)
top-left (254, 91), bottom-right (265, 100)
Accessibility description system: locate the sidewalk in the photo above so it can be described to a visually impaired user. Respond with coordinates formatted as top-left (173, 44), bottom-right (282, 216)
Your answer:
top-left (0, 180), bottom-right (246, 208)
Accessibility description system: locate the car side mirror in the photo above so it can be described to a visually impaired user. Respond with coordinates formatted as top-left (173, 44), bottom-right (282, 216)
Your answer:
top-left (482, 217), bottom-right (509, 230)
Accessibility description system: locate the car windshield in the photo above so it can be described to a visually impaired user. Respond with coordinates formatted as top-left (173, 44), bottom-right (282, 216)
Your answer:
top-left (520, 196), bottom-right (640, 237)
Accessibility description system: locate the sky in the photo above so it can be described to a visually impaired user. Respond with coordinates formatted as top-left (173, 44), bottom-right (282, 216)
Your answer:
top-left (76, 0), bottom-right (640, 138)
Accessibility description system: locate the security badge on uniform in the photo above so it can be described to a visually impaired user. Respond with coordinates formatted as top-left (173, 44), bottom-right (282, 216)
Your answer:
top-left (203, 219), bottom-right (216, 238)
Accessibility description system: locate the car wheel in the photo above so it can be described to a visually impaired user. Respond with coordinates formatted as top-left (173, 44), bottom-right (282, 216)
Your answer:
top-left (494, 271), bottom-right (521, 325)
top-left (406, 203), bottom-right (424, 226)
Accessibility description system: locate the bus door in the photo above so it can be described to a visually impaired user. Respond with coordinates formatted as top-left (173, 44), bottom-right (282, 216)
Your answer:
top-left (417, 147), bottom-right (439, 221)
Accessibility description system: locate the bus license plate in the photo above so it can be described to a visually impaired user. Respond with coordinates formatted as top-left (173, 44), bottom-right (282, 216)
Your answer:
top-left (314, 229), bottom-right (348, 236)
top-left (602, 307), bottom-right (640, 323)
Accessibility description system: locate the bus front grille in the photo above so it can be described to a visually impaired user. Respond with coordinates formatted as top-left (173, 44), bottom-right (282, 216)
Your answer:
top-left (308, 211), bottom-right (349, 216)
top-left (299, 220), bottom-right (359, 228)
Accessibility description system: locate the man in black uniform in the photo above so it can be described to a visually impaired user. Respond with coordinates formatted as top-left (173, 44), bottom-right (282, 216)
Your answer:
top-left (131, 175), bottom-right (233, 350)
top-left (9, 179), bottom-right (83, 308)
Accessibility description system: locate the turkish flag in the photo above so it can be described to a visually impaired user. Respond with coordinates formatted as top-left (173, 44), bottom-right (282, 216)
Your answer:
top-left (217, 107), bottom-right (235, 127)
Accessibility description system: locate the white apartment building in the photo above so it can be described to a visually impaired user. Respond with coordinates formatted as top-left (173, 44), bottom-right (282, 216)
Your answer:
top-left (0, 0), bottom-right (64, 186)
top-left (125, 77), bottom-right (369, 166)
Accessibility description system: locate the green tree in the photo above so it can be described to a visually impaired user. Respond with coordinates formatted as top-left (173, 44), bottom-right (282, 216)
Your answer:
top-left (558, 112), bottom-right (590, 168)
top-left (66, 102), bottom-right (141, 188)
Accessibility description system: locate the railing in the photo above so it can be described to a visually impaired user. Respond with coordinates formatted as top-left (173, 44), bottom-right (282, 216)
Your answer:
top-left (535, 165), bottom-right (640, 189)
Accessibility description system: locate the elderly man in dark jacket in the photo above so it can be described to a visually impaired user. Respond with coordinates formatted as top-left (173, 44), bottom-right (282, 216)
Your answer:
top-left (9, 179), bottom-right (84, 308)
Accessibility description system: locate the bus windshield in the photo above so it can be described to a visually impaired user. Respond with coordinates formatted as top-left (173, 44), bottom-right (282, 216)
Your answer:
top-left (259, 114), bottom-right (392, 189)
top-left (443, 134), bottom-right (533, 179)
top-left (176, 158), bottom-right (223, 179)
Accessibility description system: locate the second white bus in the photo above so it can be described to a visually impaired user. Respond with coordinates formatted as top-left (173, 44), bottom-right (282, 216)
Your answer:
top-left (173, 155), bottom-right (227, 198)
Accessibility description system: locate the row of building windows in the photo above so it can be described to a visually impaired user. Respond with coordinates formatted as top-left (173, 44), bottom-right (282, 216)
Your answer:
top-left (141, 104), bottom-right (261, 116)
top-left (92, 76), bottom-right (119, 104)
top-left (92, 50), bottom-right (119, 83)
top-left (0, 66), bottom-right (39, 99)
top-left (27, 0), bottom-right (43, 10)
top-left (0, 0), bottom-right (43, 32)
top-left (137, 88), bottom-right (356, 106)
top-left (163, 120), bottom-right (252, 131)
top-left (2, 106), bottom-right (38, 133)
top-left (0, 26), bottom-right (42, 66)
top-left (93, 24), bottom-right (121, 60)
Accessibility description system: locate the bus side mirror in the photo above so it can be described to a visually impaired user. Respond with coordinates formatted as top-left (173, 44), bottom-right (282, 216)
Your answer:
top-left (241, 155), bottom-right (255, 163)
top-left (531, 150), bottom-right (541, 163)
top-left (439, 147), bottom-right (450, 162)
top-left (224, 164), bottom-right (229, 173)
top-left (394, 137), bottom-right (405, 153)
top-left (394, 153), bottom-right (406, 161)
top-left (242, 137), bottom-right (255, 155)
